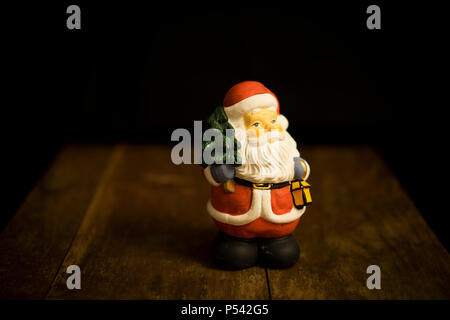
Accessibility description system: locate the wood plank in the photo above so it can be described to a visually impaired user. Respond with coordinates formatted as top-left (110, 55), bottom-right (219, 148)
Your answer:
top-left (0, 144), bottom-right (113, 299)
top-left (268, 146), bottom-right (450, 299)
top-left (47, 144), bottom-right (269, 299)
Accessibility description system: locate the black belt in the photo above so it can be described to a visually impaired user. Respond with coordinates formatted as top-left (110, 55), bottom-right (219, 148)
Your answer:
top-left (234, 177), bottom-right (291, 190)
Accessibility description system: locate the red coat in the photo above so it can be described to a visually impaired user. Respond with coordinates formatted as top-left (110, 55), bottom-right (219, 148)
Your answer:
top-left (206, 179), bottom-right (305, 239)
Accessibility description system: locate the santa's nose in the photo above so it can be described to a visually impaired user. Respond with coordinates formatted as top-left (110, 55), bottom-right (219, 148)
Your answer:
top-left (263, 122), bottom-right (278, 131)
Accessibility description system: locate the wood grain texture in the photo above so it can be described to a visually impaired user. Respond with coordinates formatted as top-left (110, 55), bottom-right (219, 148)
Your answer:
top-left (2, 144), bottom-right (449, 300)
top-left (0, 144), bottom-right (113, 299)
top-left (46, 144), bottom-right (269, 299)
top-left (268, 145), bottom-right (450, 299)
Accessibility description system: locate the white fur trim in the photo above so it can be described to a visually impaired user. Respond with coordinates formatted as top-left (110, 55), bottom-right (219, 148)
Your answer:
top-left (277, 114), bottom-right (289, 130)
top-left (227, 117), bottom-right (245, 131)
top-left (203, 166), bottom-right (220, 187)
top-left (224, 93), bottom-right (278, 120)
top-left (207, 189), bottom-right (305, 226)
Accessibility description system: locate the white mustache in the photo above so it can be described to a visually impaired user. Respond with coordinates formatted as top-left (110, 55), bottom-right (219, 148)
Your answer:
top-left (247, 130), bottom-right (285, 146)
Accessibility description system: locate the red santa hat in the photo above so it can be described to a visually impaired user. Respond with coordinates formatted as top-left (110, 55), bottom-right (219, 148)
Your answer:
top-left (223, 81), bottom-right (289, 130)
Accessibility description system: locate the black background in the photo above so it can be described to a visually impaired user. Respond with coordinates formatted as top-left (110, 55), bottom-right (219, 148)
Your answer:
top-left (3, 2), bottom-right (447, 248)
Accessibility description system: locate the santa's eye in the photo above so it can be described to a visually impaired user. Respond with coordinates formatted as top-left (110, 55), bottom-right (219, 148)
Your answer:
top-left (271, 119), bottom-right (276, 124)
top-left (252, 122), bottom-right (261, 127)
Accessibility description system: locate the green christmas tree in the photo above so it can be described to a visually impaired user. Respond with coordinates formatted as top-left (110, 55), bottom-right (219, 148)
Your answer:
top-left (202, 107), bottom-right (241, 168)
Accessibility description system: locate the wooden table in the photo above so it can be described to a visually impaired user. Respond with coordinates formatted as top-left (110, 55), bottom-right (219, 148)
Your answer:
top-left (0, 144), bottom-right (449, 299)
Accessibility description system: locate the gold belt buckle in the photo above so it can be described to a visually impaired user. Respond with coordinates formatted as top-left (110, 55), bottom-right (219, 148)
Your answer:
top-left (253, 183), bottom-right (272, 190)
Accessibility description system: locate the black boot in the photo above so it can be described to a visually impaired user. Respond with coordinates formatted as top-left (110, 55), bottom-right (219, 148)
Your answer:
top-left (213, 232), bottom-right (258, 270)
top-left (258, 234), bottom-right (300, 269)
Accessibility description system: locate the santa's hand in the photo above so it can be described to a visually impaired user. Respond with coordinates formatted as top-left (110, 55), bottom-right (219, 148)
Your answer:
top-left (210, 164), bottom-right (236, 184)
top-left (293, 157), bottom-right (310, 180)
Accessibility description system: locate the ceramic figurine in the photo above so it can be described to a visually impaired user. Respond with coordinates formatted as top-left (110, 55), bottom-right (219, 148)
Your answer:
top-left (202, 81), bottom-right (311, 270)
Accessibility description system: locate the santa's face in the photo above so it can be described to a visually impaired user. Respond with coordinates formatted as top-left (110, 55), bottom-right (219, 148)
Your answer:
top-left (243, 108), bottom-right (283, 140)
top-left (234, 108), bottom-right (299, 183)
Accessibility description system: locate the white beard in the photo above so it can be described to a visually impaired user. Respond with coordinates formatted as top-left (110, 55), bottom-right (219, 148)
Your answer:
top-left (235, 128), bottom-right (300, 183)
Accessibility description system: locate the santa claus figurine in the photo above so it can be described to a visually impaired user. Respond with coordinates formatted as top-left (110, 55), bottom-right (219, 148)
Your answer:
top-left (202, 81), bottom-right (311, 270)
